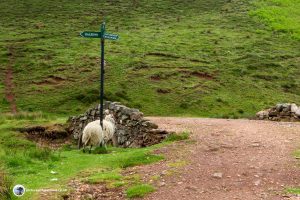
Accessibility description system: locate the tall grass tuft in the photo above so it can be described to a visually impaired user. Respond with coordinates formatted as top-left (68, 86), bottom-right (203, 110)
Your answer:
top-left (0, 170), bottom-right (13, 200)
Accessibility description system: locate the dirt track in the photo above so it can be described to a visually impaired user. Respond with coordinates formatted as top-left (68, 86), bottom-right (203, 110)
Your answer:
top-left (4, 47), bottom-right (17, 114)
top-left (139, 118), bottom-right (300, 200)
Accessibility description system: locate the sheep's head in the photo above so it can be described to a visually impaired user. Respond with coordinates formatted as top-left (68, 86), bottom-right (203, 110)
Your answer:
top-left (104, 113), bottom-right (115, 124)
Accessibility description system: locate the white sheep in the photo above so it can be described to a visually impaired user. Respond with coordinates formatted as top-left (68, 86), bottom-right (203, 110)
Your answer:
top-left (103, 111), bottom-right (117, 146)
top-left (81, 120), bottom-right (104, 153)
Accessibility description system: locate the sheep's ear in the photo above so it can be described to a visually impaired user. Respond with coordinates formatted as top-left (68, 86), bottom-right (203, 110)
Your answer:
top-left (104, 109), bottom-right (110, 115)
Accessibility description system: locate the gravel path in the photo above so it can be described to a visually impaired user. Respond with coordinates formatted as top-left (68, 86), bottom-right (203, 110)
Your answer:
top-left (141, 118), bottom-right (300, 200)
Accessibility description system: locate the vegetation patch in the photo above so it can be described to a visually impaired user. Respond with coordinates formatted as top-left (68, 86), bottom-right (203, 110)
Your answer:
top-left (126, 184), bottom-right (155, 198)
top-left (250, 0), bottom-right (300, 40)
top-left (86, 171), bottom-right (122, 184)
top-left (293, 149), bottom-right (300, 159)
top-left (164, 131), bottom-right (190, 142)
top-left (286, 188), bottom-right (300, 195)
top-left (0, 119), bottom-right (165, 199)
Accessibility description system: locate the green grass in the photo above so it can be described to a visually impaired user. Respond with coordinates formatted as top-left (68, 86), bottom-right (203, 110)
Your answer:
top-left (164, 131), bottom-right (190, 142)
top-left (294, 149), bottom-right (300, 159)
top-left (126, 184), bottom-right (155, 198)
top-left (0, 0), bottom-right (299, 118)
top-left (250, 0), bottom-right (300, 40)
top-left (86, 171), bottom-right (122, 184)
top-left (286, 188), bottom-right (300, 194)
top-left (0, 119), bottom-right (164, 199)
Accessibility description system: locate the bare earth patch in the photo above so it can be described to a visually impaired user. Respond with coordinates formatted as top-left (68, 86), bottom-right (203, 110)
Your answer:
top-left (142, 118), bottom-right (300, 200)
top-left (61, 118), bottom-right (300, 200)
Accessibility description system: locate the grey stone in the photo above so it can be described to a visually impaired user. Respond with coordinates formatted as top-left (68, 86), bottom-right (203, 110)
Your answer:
top-left (256, 103), bottom-right (300, 122)
top-left (291, 104), bottom-right (298, 113)
top-left (130, 112), bottom-right (143, 120)
top-left (121, 115), bottom-right (128, 121)
top-left (256, 111), bottom-right (268, 120)
top-left (295, 108), bottom-right (300, 117)
top-left (80, 116), bottom-right (87, 121)
top-left (276, 103), bottom-right (284, 112)
top-left (212, 172), bottom-right (223, 179)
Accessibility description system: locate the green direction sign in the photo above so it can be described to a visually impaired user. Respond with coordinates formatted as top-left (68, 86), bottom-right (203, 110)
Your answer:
top-left (103, 33), bottom-right (119, 40)
top-left (80, 31), bottom-right (101, 38)
top-left (79, 22), bottom-right (119, 136)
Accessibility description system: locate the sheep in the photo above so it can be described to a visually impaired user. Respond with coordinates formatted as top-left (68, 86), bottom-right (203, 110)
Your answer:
top-left (81, 120), bottom-right (104, 153)
top-left (103, 111), bottom-right (117, 146)
top-left (81, 111), bottom-right (117, 153)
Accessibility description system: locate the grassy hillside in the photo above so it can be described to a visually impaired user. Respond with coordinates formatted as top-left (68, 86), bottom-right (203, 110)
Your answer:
top-left (250, 0), bottom-right (300, 40)
top-left (0, 0), bottom-right (299, 118)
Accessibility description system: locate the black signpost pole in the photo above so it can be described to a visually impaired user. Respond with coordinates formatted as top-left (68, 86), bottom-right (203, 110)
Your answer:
top-left (79, 21), bottom-right (118, 149)
top-left (100, 22), bottom-right (105, 128)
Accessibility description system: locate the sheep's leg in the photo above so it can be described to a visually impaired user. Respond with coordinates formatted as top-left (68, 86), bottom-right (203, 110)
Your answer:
top-left (82, 145), bottom-right (86, 153)
top-left (89, 145), bottom-right (92, 154)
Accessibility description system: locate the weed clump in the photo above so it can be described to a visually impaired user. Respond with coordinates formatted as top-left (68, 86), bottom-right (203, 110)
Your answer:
top-left (164, 131), bottom-right (190, 142)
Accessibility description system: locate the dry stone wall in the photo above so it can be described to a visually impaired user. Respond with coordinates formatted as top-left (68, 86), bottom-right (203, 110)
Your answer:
top-left (67, 101), bottom-right (170, 148)
top-left (256, 103), bottom-right (300, 121)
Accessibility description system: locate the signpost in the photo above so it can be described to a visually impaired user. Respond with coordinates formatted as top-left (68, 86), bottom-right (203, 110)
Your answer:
top-left (80, 22), bottom-right (119, 129)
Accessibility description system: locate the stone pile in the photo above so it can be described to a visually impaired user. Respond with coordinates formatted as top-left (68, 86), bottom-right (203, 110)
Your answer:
top-left (256, 103), bottom-right (300, 121)
top-left (67, 101), bottom-right (170, 148)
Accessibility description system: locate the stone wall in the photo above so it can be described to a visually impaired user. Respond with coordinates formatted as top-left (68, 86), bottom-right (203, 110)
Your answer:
top-left (256, 103), bottom-right (300, 121)
top-left (67, 101), bottom-right (170, 148)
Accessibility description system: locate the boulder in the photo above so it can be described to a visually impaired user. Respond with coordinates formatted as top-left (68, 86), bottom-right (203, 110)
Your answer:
top-left (291, 104), bottom-right (298, 113)
top-left (295, 108), bottom-right (300, 117)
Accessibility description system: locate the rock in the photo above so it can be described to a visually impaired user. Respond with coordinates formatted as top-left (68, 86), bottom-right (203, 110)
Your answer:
top-left (291, 104), bottom-right (298, 113)
top-left (268, 110), bottom-right (279, 117)
top-left (142, 121), bottom-right (159, 129)
top-left (254, 180), bottom-right (261, 186)
top-left (130, 112), bottom-right (143, 120)
top-left (250, 143), bottom-right (261, 147)
top-left (121, 115), bottom-right (128, 121)
top-left (80, 116), bottom-right (87, 121)
top-left (85, 193), bottom-right (93, 199)
top-left (159, 182), bottom-right (166, 187)
top-left (295, 108), bottom-right (300, 117)
top-left (256, 111), bottom-right (268, 120)
top-left (276, 103), bottom-right (284, 112)
top-left (256, 103), bottom-right (300, 122)
top-left (185, 186), bottom-right (198, 191)
top-left (282, 103), bottom-right (291, 112)
top-left (212, 172), bottom-right (223, 179)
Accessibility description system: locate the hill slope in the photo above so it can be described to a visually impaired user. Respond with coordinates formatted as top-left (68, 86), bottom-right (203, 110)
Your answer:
top-left (0, 0), bottom-right (299, 117)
